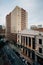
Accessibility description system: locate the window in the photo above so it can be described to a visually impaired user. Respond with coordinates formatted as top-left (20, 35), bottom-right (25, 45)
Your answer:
top-left (32, 51), bottom-right (35, 60)
top-left (26, 37), bottom-right (28, 45)
top-left (37, 56), bottom-right (43, 65)
top-left (39, 39), bottom-right (42, 44)
top-left (39, 48), bottom-right (42, 53)
top-left (26, 49), bottom-right (27, 55)
top-left (32, 38), bottom-right (35, 49)
top-left (28, 49), bottom-right (30, 57)
top-left (29, 37), bottom-right (31, 47)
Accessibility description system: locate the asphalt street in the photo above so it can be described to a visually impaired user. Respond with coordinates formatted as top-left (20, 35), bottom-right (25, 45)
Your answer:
top-left (0, 45), bottom-right (27, 65)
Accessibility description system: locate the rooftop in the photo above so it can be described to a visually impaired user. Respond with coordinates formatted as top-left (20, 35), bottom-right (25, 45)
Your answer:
top-left (18, 29), bottom-right (43, 36)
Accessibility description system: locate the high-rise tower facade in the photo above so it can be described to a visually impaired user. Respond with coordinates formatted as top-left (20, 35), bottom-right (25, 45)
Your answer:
top-left (11, 6), bottom-right (28, 33)
top-left (6, 6), bottom-right (28, 41)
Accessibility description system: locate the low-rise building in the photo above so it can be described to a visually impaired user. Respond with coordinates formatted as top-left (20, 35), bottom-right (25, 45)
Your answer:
top-left (31, 25), bottom-right (43, 32)
top-left (17, 29), bottom-right (43, 65)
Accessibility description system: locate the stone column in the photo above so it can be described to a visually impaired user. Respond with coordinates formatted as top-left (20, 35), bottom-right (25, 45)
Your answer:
top-left (21, 37), bottom-right (23, 45)
top-left (35, 55), bottom-right (37, 62)
top-left (28, 37), bottom-right (29, 46)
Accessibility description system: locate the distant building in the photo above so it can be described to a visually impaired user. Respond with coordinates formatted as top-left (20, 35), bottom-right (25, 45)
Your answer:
top-left (0, 25), bottom-right (5, 37)
top-left (6, 6), bottom-right (28, 42)
top-left (30, 25), bottom-right (37, 30)
top-left (38, 25), bottom-right (42, 28)
top-left (31, 25), bottom-right (43, 32)
top-left (6, 13), bottom-right (11, 40)
top-left (0, 25), bottom-right (2, 29)
top-left (17, 29), bottom-right (43, 65)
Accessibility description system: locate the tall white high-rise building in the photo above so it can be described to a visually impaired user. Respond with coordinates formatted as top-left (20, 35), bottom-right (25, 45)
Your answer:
top-left (11, 6), bottom-right (28, 33)
top-left (6, 6), bottom-right (28, 42)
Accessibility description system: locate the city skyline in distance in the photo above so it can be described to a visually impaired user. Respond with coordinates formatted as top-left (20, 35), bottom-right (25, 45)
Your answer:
top-left (0, 0), bottom-right (43, 28)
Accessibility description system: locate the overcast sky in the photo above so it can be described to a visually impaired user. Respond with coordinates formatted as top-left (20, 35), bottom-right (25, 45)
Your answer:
top-left (0, 0), bottom-right (43, 28)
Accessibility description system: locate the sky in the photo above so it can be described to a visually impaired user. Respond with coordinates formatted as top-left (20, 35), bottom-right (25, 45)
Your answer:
top-left (0, 0), bottom-right (43, 28)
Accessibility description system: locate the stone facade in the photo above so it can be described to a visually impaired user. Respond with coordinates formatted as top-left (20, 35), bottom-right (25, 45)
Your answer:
top-left (17, 30), bottom-right (43, 65)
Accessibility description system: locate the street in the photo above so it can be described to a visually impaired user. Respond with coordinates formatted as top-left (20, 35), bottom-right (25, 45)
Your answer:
top-left (0, 44), bottom-right (27, 65)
